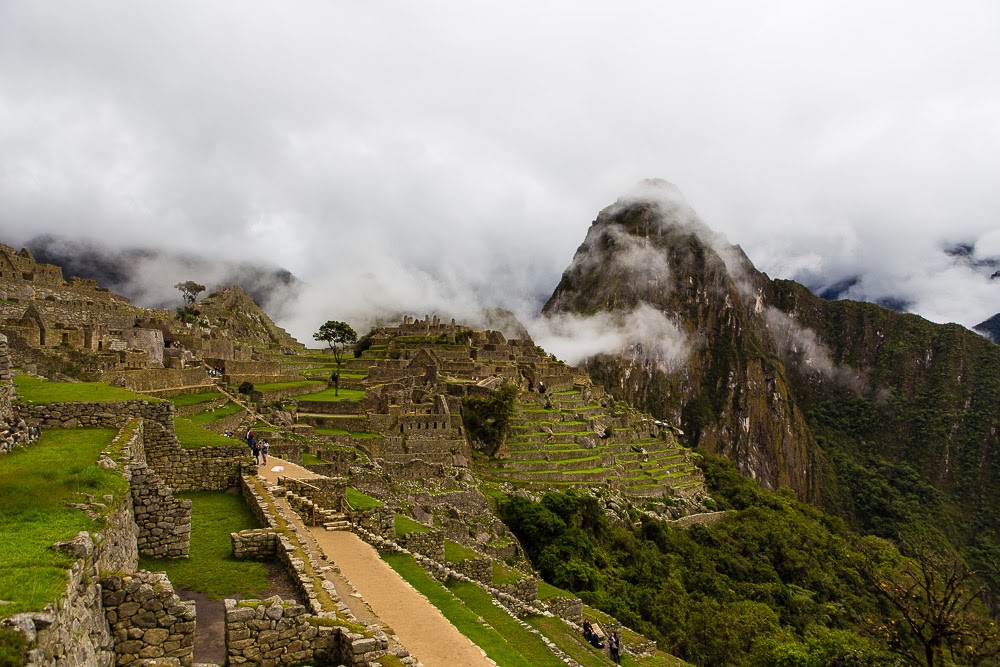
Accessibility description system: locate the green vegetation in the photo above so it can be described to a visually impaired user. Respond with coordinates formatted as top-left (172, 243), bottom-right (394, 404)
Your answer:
top-left (461, 384), bottom-right (517, 455)
top-left (174, 418), bottom-right (241, 448)
top-left (252, 380), bottom-right (326, 393)
top-left (0, 626), bottom-right (27, 667)
top-left (345, 487), bottom-right (382, 511)
top-left (13, 374), bottom-right (146, 403)
top-left (499, 454), bottom-right (995, 667)
top-left (0, 429), bottom-right (121, 617)
top-left (186, 401), bottom-right (242, 424)
top-left (303, 387), bottom-right (366, 402)
top-left (313, 320), bottom-right (358, 397)
top-left (170, 390), bottom-right (223, 407)
top-left (443, 539), bottom-right (481, 563)
top-left (444, 578), bottom-right (568, 667)
top-left (382, 552), bottom-right (563, 667)
top-left (301, 451), bottom-right (323, 466)
top-left (139, 491), bottom-right (270, 598)
top-left (394, 515), bottom-right (431, 538)
top-left (491, 561), bottom-right (525, 585)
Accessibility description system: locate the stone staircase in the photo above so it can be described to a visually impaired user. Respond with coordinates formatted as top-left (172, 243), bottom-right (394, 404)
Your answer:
top-left (282, 488), bottom-right (352, 530)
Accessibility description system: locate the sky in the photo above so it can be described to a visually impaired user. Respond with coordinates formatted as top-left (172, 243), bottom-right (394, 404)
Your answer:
top-left (1, 1), bottom-right (998, 350)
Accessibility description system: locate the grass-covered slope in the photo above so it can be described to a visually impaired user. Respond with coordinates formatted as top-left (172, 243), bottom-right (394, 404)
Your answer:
top-left (0, 428), bottom-right (121, 616)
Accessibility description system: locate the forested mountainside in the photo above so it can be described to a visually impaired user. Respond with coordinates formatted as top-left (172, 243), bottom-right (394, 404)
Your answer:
top-left (544, 181), bottom-right (1000, 610)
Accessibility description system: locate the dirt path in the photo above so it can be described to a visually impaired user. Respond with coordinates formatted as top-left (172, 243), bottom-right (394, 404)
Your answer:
top-left (258, 459), bottom-right (495, 667)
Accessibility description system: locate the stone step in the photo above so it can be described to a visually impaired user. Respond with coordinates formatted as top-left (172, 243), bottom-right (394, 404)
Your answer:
top-left (324, 521), bottom-right (352, 531)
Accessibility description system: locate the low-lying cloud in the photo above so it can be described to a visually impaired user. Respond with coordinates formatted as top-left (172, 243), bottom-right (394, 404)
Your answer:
top-left (529, 305), bottom-right (690, 370)
top-left (0, 2), bottom-right (997, 343)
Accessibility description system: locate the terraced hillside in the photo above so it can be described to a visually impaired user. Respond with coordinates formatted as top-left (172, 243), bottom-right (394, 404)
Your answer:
top-left (483, 387), bottom-right (704, 499)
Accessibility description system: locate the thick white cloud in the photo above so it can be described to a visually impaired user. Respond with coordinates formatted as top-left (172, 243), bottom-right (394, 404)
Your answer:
top-left (0, 1), bottom-right (998, 344)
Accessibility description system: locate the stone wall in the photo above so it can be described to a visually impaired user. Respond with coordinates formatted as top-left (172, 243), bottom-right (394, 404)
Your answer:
top-left (15, 399), bottom-right (176, 431)
top-left (269, 442), bottom-right (303, 465)
top-left (351, 507), bottom-right (394, 541)
top-left (296, 399), bottom-right (365, 415)
top-left (109, 368), bottom-right (212, 394)
top-left (128, 453), bottom-right (192, 559)
top-left (451, 557), bottom-right (492, 585)
top-left (0, 335), bottom-right (40, 455)
top-left (223, 599), bottom-right (391, 667)
top-left (398, 529), bottom-right (445, 563)
top-left (100, 571), bottom-right (196, 667)
top-left (138, 417), bottom-right (249, 492)
top-left (231, 529), bottom-right (279, 559)
top-left (544, 597), bottom-right (584, 624)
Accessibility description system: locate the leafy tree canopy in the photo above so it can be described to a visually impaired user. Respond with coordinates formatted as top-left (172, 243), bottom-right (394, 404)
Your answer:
top-left (174, 280), bottom-right (206, 306)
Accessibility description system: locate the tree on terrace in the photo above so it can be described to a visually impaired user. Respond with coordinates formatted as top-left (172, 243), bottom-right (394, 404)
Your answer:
top-left (314, 320), bottom-right (357, 396)
top-left (174, 281), bottom-right (206, 306)
top-left (173, 281), bottom-right (206, 324)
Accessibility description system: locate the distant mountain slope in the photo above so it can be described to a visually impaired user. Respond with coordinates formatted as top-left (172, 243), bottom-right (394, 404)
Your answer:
top-left (975, 313), bottom-right (1000, 343)
top-left (26, 234), bottom-right (301, 319)
top-left (544, 180), bottom-right (819, 500)
top-left (544, 181), bottom-right (1000, 604)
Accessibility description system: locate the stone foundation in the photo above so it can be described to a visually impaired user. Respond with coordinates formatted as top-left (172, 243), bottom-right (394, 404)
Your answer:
top-left (100, 571), bottom-right (196, 667)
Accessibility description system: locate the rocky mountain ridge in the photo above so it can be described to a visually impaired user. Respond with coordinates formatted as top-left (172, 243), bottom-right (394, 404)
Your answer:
top-left (543, 180), bottom-right (1000, 604)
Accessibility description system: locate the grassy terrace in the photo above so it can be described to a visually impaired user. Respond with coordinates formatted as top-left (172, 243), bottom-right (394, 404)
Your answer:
top-left (139, 491), bottom-right (270, 598)
top-left (345, 487), bottom-right (383, 511)
top-left (174, 418), bottom-right (241, 448)
top-left (301, 387), bottom-right (366, 402)
top-left (185, 401), bottom-right (243, 424)
top-left (13, 375), bottom-right (148, 403)
top-left (251, 380), bottom-right (326, 393)
top-left (394, 514), bottom-right (431, 538)
top-left (170, 390), bottom-right (224, 407)
top-left (0, 428), bottom-right (122, 617)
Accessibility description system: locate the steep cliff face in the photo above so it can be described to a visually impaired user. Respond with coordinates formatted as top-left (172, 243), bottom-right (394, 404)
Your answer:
top-left (767, 279), bottom-right (1000, 527)
top-left (543, 181), bottom-right (820, 499)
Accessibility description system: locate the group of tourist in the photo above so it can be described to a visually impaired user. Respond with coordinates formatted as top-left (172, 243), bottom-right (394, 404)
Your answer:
top-left (582, 619), bottom-right (621, 664)
top-left (244, 429), bottom-right (269, 465)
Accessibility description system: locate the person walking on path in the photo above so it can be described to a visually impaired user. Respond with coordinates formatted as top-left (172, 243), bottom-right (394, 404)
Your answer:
top-left (261, 439), bottom-right (269, 464)
top-left (609, 631), bottom-right (621, 664)
top-left (251, 440), bottom-right (261, 465)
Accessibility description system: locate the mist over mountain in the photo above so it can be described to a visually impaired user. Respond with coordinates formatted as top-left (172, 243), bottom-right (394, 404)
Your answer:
top-left (26, 234), bottom-right (301, 320)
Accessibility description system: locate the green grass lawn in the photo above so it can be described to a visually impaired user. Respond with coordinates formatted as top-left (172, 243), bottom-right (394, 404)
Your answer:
top-left (13, 375), bottom-right (148, 403)
top-left (394, 514), bottom-right (431, 537)
top-left (139, 491), bottom-right (271, 599)
top-left (492, 561), bottom-right (527, 585)
top-left (174, 418), bottom-right (242, 449)
top-left (382, 552), bottom-right (564, 667)
top-left (252, 380), bottom-right (326, 393)
top-left (301, 451), bottom-right (324, 466)
top-left (186, 401), bottom-right (243, 424)
top-left (0, 428), bottom-right (122, 617)
top-left (170, 390), bottom-right (223, 407)
top-left (302, 387), bottom-right (366, 402)
top-left (346, 487), bottom-right (383, 511)
top-left (444, 539), bottom-right (482, 563)
top-left (537, 580), bottom-right (574, 600)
